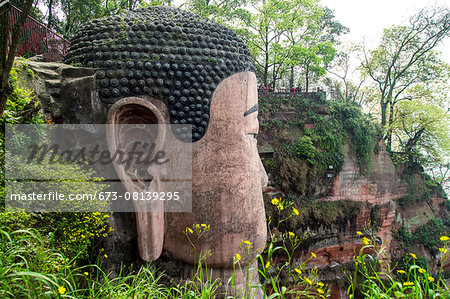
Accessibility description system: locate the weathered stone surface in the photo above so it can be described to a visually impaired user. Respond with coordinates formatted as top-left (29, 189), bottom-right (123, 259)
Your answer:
top-left (15, 60), bottom-right (107, 124)
top-left (257, 98), bottom-right (448, 298)
top-left (164, 72), bottom-right (267, 268)
top-left (325, 141), bottom-right (407, 205)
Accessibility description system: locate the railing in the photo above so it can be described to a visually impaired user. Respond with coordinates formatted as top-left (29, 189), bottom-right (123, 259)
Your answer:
top-left (258, 90), bottom-right (326, 101)
top-left (7, 5), bottom-right (70, 58)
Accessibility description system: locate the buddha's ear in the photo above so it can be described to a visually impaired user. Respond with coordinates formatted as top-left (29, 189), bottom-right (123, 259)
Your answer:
top-left (106, 97), bottom-right (167, 262)
top-left (106, 97), bottom-right (167, 191)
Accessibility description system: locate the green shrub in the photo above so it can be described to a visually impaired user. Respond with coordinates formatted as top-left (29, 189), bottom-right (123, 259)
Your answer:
top-left (397, 226), bottom-right (414, 246)
top-left (296, 136), bottom-right (316, 164)
top-left (332, 102), bottom-right (380, 173)
top-left (397, 173), bottom-right (431, 206)
top-left (414, 218), bottom-right (449, 251)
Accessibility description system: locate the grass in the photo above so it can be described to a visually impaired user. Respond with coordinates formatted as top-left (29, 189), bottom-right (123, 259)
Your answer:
top-left (0, 200), bottom-right (449, 298)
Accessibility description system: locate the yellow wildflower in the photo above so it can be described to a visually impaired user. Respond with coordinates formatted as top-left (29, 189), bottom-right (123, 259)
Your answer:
top-left (278, 203), bottom-right (284, 210)
top-left (288, 231), bottom-right (295, 238)
top-left (317, 288), bottom-right (324, 294)
top-left (294, 268), bottom-right (302, 275)
top-left (362, 237), bottom-right (370, 245)
top-left (356, 231), bottom-right (363, 236)
top-left (104, 254), bottom-right (108, 258)
top-left (439, 247), bottom-right (448, 254)
top-left (409, 253), bottom-right (417, 259)
top-left (244, 240), bottom-right (252, 246)
top-left (84, 272), bottom-right (89, 276)
top-left (271, 198), bottom-right (279, 205)
top-left (187, 228), bottom-right (193, 234)
top-left (305, 277), bottom-right (313, 285)
top-left (440, 236), bottom-right (449, 242)
top-left (397, 270), bottom-right (406, 274)
top-left (317, 282), bottom-right (324, 287)
top-left (293, 207), bottom-right (299, 215)
top-left (428, 276), bottom-right (434, 282)
top-left (58, 286), bottom-right (66, 294)
top-left (311, 252), bottom-right (317, 258)
top-left (201, 224), bottom-right (207, 227)
top-left (418, 268), bottom-right (426, 274)
top-left (404, 281), bottom-right (414, 286)
top-left (265, 261), bottom-right (270, 269)
top-left (235, 253), bottom-right (241, 261)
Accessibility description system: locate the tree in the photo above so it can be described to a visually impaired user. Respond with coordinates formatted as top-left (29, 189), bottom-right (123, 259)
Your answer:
top-left (361, 6), bottom-right (450, 149)
top-left (10, 0), bottom-right (42, 20)
top-left (326, 44), bottom-right (366, 104)
top-left (0, 0), bottom-right (35, 117)
top-left (292, 40), bottom-right (336, 92)
top-left (392, 88), bottom-right (449, 161)
top-left (184, 0), bottom-right (346, 89)
top-left (285, 6), bottom-right (347, 91)
top-left (60, 0), bottom-right (108, 37)
top-left (59, 0), bottom-right (161, 38)
top-left (391, 82), bottom-right (450, 194)
top-left (240, 0), bottom-right (308, 88)
top-left (184, 0), bottom-right (249, 24)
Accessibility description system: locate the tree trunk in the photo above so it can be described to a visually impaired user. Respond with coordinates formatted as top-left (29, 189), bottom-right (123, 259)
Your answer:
top-left (0, 0), bottom-right (35, 117)
top-left (272, 66), bottom-right (276, 90)
top-left (380, 100), bottom-right (387, 127)
top-left (405, 128), bottom-right (425, 155)
top-left (289, 66), bottom-right (293, 89)
top-left (305, 64), bottom-right (309, 92)
top-left (47, 0), bottom-right (54, 28)
top-left (263, 52), bottom-right (268, 86)
top-left (263, 40), bottom-right (269, 86)
top-left (385, 101), bottom-right (395, 151)
top-left (0, 1), bottom-right (10, 71)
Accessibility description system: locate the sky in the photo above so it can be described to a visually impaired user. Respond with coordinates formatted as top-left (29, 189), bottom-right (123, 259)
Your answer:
top-left (320, 0), bottom-right (450, 63)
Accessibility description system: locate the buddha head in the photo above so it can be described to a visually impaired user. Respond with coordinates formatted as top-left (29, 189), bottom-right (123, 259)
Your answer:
top-left (64, 5), bottom-right (268, 288)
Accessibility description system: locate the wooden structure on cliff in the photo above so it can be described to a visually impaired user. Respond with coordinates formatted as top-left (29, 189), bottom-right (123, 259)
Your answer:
top-left (4, 5), bottom-right (69, 59)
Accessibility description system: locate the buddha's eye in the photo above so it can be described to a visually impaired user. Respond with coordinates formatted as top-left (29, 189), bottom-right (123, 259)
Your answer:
top-left (244, 103), bottom-right (258, 117)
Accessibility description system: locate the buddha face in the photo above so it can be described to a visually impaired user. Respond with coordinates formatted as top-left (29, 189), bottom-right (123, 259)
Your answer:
top-left (164, 71), bottom-right (268, 268)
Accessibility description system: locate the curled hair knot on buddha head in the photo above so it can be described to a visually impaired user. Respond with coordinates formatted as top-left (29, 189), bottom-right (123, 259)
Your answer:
top-left (63, 6), bottom-right (255, 142)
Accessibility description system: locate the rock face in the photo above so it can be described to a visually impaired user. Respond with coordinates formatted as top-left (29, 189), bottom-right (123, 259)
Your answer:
top-left (15, 60), bottom-right (108, 124)
top-left (326, 142), bottom-right (407, 205)
top-left (320, 142), bottom-right (405, 264)
top-left (257, 95), bottom-right (449, 298)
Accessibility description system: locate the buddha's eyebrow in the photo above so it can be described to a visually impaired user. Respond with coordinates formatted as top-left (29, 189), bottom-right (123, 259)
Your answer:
top-left (244, 103), bottom-right (258, 116)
